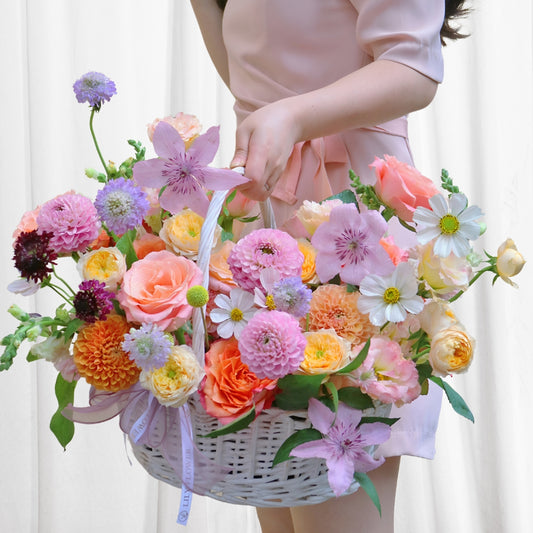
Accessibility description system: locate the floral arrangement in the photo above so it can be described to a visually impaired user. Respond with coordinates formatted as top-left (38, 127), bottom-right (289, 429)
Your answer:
top-left (1, 72), bottom-right (526, 514)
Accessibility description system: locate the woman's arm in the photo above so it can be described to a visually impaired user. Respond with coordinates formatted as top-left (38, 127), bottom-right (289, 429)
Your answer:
top-left (189, 0), bottom-right (230, 86)
top-left (233, 60), bottom-right (438, 200)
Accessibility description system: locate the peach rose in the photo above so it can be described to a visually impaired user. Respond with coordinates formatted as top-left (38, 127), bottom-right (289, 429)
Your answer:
top-left (224, 189), bottom-right (257, 218)
top-left (209, 240), bottom-right (237, 294)
top-left (133, 233), bottom-right (166, 260)
top-left (428, 325), bottom-right (475, 376)
top-left (13, 206), bottom-right (41, 244)
top-left (147, 113), bottom-right (202, 149)
top-left (300, 329), bottom-right (353, 375)
top-left (370, 155), bottom-right (439, 222)
top-left (198, 338), bottom-right (277, 423)
top-left (380, 235), bottom-right (409, 266)
top-left (117, 250), bottom-right (202, 331)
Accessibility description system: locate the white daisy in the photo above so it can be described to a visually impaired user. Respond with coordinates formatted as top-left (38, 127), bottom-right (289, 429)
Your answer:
top-left (413, 193), bottom-right (483, 257)
top-left (357, 262), bottom-right (424, 326)
top-left (209, 288), bottom-right (257, 339)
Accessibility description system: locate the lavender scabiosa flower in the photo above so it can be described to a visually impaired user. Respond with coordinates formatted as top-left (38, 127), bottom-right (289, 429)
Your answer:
top-left (73, 280), bottom-right (114, 323)
top-left (132, 121), bottom-right (248, 217)
top-left (271, 276), bottom-right (312, 318)
top-left (73, 72), bottom-right (117, 110)
top-left (122, 323), bottom-right (172, 371)
top-left (13, 230), bottom-right (58, 283)
top-left (94, 177), bottom-right (150, 235)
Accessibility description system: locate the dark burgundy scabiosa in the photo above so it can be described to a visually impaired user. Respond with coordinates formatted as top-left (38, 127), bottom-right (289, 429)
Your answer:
top-left (13, 230), bottom-right (58, 283)
top-left (73, 280), bottom-right (115, 323)
top-left (73, 72), bottom-right (117, 111)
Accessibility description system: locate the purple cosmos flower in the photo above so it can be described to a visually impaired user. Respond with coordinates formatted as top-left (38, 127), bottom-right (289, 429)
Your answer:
top-left (311, 203), bottom-right (394, 285)
top-left (291, 398), bottom-right (391, 497)
top-left (73, 280), bottom-right (114, 323)
top-left (94, 177), bottom-right (150, 235)
top-left (13, 230), bottom-right (58, 283)
top-left (271, 276), bottom-right (312, 318)
top-left (122, 323), bottom-right (172, 371)
top-left (132, 121), bottom-right (248, 217)
top-left (73, 72), bottom-right (117, 110)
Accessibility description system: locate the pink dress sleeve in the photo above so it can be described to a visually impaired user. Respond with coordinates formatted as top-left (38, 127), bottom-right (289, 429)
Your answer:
top-left (350, 0), bottom-right (445, 82)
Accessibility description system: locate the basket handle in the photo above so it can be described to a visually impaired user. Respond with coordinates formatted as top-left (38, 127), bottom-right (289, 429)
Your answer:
top-left (192, 189), bottom-right (276, 365)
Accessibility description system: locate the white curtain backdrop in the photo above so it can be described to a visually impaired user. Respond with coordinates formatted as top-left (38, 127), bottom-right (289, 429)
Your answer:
top-left (1, 1), bottom-right (531, 532)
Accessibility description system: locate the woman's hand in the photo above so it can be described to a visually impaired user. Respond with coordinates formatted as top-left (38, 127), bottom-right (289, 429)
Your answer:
top-left (230, 98), bottom-right (302, 201)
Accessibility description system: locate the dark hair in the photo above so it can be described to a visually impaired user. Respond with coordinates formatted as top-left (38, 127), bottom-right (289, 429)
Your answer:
top-left (215, 0), bottom-right (470, 45)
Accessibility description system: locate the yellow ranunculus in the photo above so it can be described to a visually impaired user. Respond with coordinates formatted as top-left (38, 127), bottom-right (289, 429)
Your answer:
top-left (496, 238), bottom-right (525, 287)
top-left (300, 329), bottom-right (352, 375)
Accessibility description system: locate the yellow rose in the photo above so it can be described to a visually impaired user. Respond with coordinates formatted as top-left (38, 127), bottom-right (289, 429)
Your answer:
top-left (295, 199), bottom-right (343, 236)
top-left (297, 239), bottom-right (319, 284)
top-left (77, 247), bottom-right (126, 290)
top-left (429, 325), bottom-right (475, 376)
top-left (496, 238), bottom-right (525, 287)
top-left (300, 329), bottom-right (352, 375)
top-left (140, 345), bottom-right (204, 407)
top-left (160, 209), bottom-right (221, 259)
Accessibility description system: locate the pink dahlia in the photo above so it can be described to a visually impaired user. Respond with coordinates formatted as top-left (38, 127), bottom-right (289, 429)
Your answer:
top-left (238, 310), bottom-right (306, 379)
top-left (228, 229), bottom-right (303, 291)
top-left (36, 192), bottom-right (100, 254)
top-left (350, 336), bottom-right (421, 406)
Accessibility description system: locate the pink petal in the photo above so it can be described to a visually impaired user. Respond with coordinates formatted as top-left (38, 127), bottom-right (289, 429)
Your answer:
top-left (152, 121), bottom-right (185, 160)
top-left (202, 167), bottom-right (250, 190)
top-left (326, 454), bottom-right (356, 497)
top-left (187, 126), bottom-right (220, 165)
top-left (356, 422), bottom-right (392, 448)
top-left (290, 439), bottom-right (330, 461)
top-left (307, 397), bottom-right (335, 434)
top-left (133, 159), bottom-right (168, 189)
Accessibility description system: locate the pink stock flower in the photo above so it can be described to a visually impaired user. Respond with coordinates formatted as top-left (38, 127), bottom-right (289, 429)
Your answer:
top-left (238, 310), bottom-right (306, 379)
top-left (311, 203), bottom-right (394, 285)
top-left (291, 398), bottom-right (391, 497)
top-left (228, 228), bottom-right (304, 292)
top-left (350, 336), bottom-right (421, 406)
top-left (133, 121), bottom-right (248, 217)
top-left (36, 192), bottom-right (101, 254)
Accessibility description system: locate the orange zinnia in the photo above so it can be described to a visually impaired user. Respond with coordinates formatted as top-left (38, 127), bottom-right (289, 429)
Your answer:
top-left (73, 314), bottom-right (140, 391)
top-left (308, 284), bottom-right (377, 345)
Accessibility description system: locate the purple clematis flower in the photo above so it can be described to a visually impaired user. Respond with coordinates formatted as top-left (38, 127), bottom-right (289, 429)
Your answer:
top-left (133, 121), bottom-right (248, 217)
top-left (291, 398), bottom-right (391, 497)
top-left (311, 203), bottom-right (394, 285)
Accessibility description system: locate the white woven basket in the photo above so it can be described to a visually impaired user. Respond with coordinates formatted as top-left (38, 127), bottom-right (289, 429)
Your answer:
top-left (130, 190), bottom-right (386, 507)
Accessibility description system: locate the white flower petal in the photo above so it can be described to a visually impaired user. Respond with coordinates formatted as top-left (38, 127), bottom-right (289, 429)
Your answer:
top-left (401, 295), bottom-right (425, 314)
top-left (210, 308), bottom-right (230, 323)
top-left (459, 205), bottom-right (483, 223)
top-left (369, 303), bottom-right (388, 326)
top-left (217, 320), bottom-right (235, 339)
top-left (433, 235), bottom-right (453, 257)
top-left (357, 294), bottom-right (381, 314)
top-left (213, 293), bottom-right (232, 310)
top-left (359, 275), bottom-right (386, 296)
top-left (413, 207), bottom-right (440, 226)
top-left (449, 193), bottom-right (468, 215)
top-left (385, 303), bottom-right (407, 323)
top-left (450, 236), bottom-right (471, 258)
top-left (459, 221), bottom-right (481, 240)
top-left (416, 226), bottom-right (442, 244)
top-left (428, 194), bottom-right (449, 217)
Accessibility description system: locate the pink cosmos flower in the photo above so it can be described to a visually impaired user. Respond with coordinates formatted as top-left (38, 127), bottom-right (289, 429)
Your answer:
top-left (133, 121), bottom-right (248, 217)
top-left (238, 310), bottom-right (306, 379)
top-left (36, 192), bottom-right (101, 254)
top-left (350, 336), bottom-right (421, 406)
top-left (311, 203), bottom-right (394, 285)
top-left (228, 228), bottom-right (304, 292)
top-left (291, 398), bottom-right (391, 497)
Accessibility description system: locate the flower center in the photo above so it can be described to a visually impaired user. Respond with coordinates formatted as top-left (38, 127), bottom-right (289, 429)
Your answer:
top-left (230, 308), bottom-right (243, 322)
top-left (265, 294), bottom-right (276, 310)
top-left (439, 214), bottom-right (460, 235)
top-left (383, 287), bottom-right (400, 304)
top-left (260, 244), bottom-right (275, 255)
top-left (106, 191), bottom-right (133, 217)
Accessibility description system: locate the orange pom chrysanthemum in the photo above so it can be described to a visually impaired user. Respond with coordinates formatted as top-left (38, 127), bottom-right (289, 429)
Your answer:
top-left (73, 314), bottom-right (140, 391)
top-left (308, 284), bottom-right (377, 345)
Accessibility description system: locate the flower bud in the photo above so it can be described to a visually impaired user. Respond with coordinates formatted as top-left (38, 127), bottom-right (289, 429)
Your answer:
top-left (8, 304), bottom-right (29, 322)
top-left (496, 239), bottom-right (525, 286)
top-left (26, 325), bottom-right (42, 341)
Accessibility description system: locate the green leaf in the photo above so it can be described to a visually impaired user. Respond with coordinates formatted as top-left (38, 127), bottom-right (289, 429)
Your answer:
top-left (429, 376), bottom-right (474, 423)
top-left (337, 387), bottom-right (374, 410)
top-left (325, 188), bottom-right (358, 205)
top-left (272, 428), bottom-right (322, 466)
top-left (51, 373), bottom-right (77, 449)
top-left (416, 361), bottom-right (433, 384)
top-left (202, 406), bottom-right (256, 438)
top-left (116, 229), bottom-right (138, 268)
top-left (323, 381), bottom-right (339, 413)
top-left (359, 416), bottom-right (399, 427)
top-left (353, 472), bottom-right (381, 516)
top-left (336, 339), bottom-right (370, 374)
top-left (274, 373), bottom-right (326, 410)
top-left (64, 319), bottom-right (84, 340)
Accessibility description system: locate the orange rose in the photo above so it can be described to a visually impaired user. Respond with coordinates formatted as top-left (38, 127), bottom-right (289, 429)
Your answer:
top-left (371, 155), bottom-right (439, 222)
top-left (117, 250), bottom-right (202, 331)
top-left (209, 240), bottom-right (237, 294)
top-left (133, 233), bottom-right (166, 260)
top-left (198, 338), bottom-right (277, 423)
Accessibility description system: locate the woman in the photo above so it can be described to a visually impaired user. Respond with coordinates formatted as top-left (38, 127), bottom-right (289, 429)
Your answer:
top-left (189, 1), bottom-right (469, 532)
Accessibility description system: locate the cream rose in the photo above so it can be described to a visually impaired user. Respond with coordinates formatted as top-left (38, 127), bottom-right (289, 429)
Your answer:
top-left (140, 344), bottom-right (203, 407)
top-left (496, 238), bottom-right (525, 287)
top-left (77, 247), bottom-right (126, 290)
top-left (295, 199), bottom-right (343, 236)
top-left (428, 325), bottom-right (475, 376)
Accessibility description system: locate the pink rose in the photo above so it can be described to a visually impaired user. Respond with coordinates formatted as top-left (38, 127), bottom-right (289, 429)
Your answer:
top-left (117, 250), bottom-right (202, 331)
top-left (224, 189), bottom-right (257, 217)
top-left (370, 155), bottom-right (439, 222)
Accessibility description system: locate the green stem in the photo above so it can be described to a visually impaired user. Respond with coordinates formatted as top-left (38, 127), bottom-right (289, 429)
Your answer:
top-left (89, 108), bottom-right (109, 178)
top-left (47, 284), bottom-right (73, 305)
top-left (52, 268), bottom-right (76, 296)
top-left (448, 266), bottom-right (493, 303)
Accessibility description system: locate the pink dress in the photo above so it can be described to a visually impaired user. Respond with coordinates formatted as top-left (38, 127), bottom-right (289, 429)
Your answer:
top-left (222, 0), bottom-right (445, 459)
